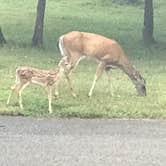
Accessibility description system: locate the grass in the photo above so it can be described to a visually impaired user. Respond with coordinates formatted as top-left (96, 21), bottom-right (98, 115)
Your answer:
top-left (0, 0), bottom-right (166, 118)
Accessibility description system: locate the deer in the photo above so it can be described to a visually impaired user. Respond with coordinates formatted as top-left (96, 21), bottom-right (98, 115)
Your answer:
top-left (57, 31), bottom-right (146, 97)
top-left (6, 57), bottom-right (70, 114)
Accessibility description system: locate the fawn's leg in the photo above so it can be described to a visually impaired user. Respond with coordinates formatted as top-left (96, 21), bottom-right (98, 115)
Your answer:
top-left (88, 62), bottom-right (105, 97)
top-left (18, 82), bottom-right (29, 110)
top-left (7, 82), bottom-right (24, 105)
top-left (7, 90), bottom-right (14, 105)
top-left (7, 84), bottom-right (19, 105)
top-left (54, 85), bottom-right (59, 97)
top-left (54, 83), bottom-right (60, 97)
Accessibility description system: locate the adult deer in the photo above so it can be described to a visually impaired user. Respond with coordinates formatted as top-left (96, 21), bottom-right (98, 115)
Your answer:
top-left (7, 57), bottom-right (70, 113)
top-left (57, 31), bottom-right (146, 97)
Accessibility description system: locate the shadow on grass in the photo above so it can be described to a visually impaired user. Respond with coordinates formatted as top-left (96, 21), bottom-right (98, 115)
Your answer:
top-left (0, 111), bottom-right (25, 116)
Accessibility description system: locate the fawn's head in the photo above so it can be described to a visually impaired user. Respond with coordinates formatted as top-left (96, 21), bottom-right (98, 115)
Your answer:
top-left (58, 56), bottom-right (71, 71)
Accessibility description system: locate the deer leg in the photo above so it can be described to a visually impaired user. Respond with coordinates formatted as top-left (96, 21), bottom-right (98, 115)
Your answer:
top-left (54, 69), bottom-right (76, 98)
top-left (47, 86), bottom-right (53, 114)
top-left (7, 82), bottom-right (24, 105)
top-left (65, 73), bottom-right (77, 98)
top-left (18, 82), bottom-right (29, 110)
top-left (88, 62), bottom-right (105, 97)
top-left (6, 91), bottom-right (13, 105)
top-left (54, 84), bottom-right (59, 97)
top-left (18, 91), bottom-right (23, 110)
top-left (105, 67), bottom-right (114, 97)
top-left (6, 83), bottom-right (19, 105)
top-left (64, 54), bottom-right (82, 97)
top-left (71, 55), bottom-right (85, 71)
top-left (6, 86), bottom-right (15, 105)
top-left (54, 90), bottom-right (59, 97)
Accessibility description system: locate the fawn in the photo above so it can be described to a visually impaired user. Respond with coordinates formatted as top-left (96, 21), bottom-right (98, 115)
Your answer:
top-left (7, 57), bottom-right (70, 113)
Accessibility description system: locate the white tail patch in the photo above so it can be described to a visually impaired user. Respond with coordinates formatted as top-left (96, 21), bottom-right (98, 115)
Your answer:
top-left (59, 36), bottom-right (66, 56)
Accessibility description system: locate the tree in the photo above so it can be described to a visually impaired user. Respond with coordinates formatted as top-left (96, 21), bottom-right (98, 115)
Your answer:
top-left (0, 27), bottom-right (6, 45)
top-left (32, 0), bottom-right (46, 47)
top-left (143, 0), bottom-right (155, 45)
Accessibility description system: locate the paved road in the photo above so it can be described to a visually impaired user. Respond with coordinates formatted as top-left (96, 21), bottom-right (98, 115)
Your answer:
top-left (0, 116), bottom-right (166, 166)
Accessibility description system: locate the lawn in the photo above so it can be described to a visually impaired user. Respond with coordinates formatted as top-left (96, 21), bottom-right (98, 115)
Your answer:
top-left (0, 0), bottom-right (166, 118)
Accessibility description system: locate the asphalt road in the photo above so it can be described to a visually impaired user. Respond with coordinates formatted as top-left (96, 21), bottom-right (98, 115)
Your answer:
top-left (0, 116), bottom-right (166, 166)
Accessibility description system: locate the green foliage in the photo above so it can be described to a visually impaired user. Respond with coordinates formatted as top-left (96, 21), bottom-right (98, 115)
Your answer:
top-left (0, 0), bottom-right (166, 118)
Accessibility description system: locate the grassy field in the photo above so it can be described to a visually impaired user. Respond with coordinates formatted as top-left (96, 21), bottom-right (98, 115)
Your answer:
top-left (0, 0), bottom-right (166, 118)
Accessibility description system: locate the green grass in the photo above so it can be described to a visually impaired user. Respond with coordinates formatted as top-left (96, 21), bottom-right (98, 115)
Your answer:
top-left (0, 0), bottom-right (166, 118)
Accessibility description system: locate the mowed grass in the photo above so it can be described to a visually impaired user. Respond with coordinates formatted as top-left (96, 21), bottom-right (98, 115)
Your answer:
top-left (0, 0), bottom-right (166, 118)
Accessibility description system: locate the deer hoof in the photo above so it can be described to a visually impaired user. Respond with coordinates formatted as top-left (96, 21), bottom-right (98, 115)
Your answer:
top-left (88, 93), bottom-right (92, 98)
top-left (49, 110), bottom-right (53, 114)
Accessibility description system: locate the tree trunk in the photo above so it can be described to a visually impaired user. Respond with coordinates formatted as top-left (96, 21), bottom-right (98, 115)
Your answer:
top-left (0, 27), bottom-right (6, 45)
top-left (143, 0), bottom-right (155, 45)
top-left (32, 0), bottom-right (46, 47)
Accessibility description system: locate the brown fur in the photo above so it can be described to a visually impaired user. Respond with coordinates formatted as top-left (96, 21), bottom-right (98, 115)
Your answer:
top-left (58, 31), bottom-right (146, 96)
